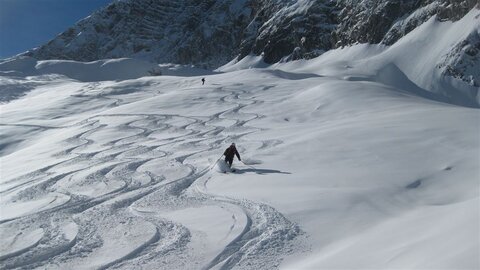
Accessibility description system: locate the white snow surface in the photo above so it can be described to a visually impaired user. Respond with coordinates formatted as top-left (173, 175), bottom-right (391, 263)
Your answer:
top-left (1, 9), bottom-right (479, 270)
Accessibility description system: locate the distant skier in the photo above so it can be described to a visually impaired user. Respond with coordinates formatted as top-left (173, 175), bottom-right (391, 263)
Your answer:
top-left (201, 78), bottom-right (205, 85)
top-left (224, 143), bottom-right (241, 168)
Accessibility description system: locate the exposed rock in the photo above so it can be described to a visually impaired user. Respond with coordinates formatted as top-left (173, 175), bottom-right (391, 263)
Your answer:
top-left (333, 0), bottom-right (419, 47)
top-left (25, 0), bottom-right (338, 66)
top-left (239, 0), bottom-right (337, 63)
top-left (437, 29), bottom-right (480, 88)
top-left (26, 0), bottom-right (253, 68)
top-left (23, 0), bottom-right (478, 74)
top-left (382, 0), bottom-right (479, 45)
top-left (334, 0), bottom-right (478, 47)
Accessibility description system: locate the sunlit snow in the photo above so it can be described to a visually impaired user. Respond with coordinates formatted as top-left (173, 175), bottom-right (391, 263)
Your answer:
top-left (0, 8), bottom-right (479, 270)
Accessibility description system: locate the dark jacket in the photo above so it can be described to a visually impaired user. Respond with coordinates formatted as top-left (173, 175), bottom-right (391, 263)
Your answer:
top-left (224, 145), bottom-right (240, 161)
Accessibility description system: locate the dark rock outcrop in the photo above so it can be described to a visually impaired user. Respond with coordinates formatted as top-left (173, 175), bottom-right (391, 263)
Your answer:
top-left (334, 0), bottom-right (478, 47)
top-left (26, 0), bottom-right (254, 67)
top-left (437, 29), bottom-right (480, 88)
top-left (238, 0), bottom-right (337, 63)
top-left (24, 0), bottom-right (478, 68)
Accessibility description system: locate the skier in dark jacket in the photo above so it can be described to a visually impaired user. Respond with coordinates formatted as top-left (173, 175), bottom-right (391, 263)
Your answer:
top-left (224, 143), bottom-right (241, 168)
top-left (201, 78), bottom-right (205, 85)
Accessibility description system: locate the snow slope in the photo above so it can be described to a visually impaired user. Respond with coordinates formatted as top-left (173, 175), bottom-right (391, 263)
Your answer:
top-left (1, 8), bottom-right (479, 270)
top-left (268, 8), bottom-right (480, 107)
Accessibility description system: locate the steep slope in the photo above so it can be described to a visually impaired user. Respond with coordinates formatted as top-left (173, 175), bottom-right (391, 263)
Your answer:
top-left (334, 0), bottom-right (480, 90)
top-left (237, 0), bottom-right (337, 63)
top-left (23, 0), bottom-right (477, 66)
top-left (273, 8), bottom-right (480, 107)
top-left (24, 0), bottom-right (338, 67)
top-left (334, 0), bottom-right (478, 46)
top-left (25, 0), bottom-right (253, 67)
top-left (1, 21), bottom-right (479, 270)
top-left (21, 0), bottom-right (479, 103)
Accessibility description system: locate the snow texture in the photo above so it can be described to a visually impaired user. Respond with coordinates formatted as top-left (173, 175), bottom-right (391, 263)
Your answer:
top-left (0, 7), bottom-right (479, 270)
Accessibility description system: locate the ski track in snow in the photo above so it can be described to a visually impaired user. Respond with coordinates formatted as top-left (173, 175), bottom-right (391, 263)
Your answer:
top-left (2, 11), bottom-right (480, 268)
top-left (0, 83), bottom-right (303, 269)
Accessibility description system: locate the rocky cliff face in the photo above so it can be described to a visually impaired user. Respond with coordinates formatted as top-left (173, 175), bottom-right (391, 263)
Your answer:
top-left (334, 0), bottom-right (478, 47)
top-left (437, 28), bottom-right (480, 88)
top-left (25, 0), bottom-right (339, 67)
top-left (26, 0), bottom-right (254, 68)
top-left (25, 0), bottom-right (477, 69)
top-left (332, 0), bottom-right (479, 89)
top-left (238, 0), bottom-right (337, 63)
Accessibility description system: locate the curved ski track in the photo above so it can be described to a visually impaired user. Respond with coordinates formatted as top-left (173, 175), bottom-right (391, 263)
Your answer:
top-left (0, 85), bottom-right (304, 269)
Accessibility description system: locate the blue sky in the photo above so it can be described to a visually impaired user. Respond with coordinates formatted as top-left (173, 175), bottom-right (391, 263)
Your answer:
top-left (0, 0), bottom-right (114, 59)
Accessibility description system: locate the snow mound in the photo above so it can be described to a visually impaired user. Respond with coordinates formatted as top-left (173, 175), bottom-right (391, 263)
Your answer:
top-left (241, 158), bottom-right (263, 166)
top-left (273, 8), bottom-right (480, 107)
top-left (376, 9), bottom-right (480, 107)
top-left (216, 55), bottom-right (269, 72)
top-left (0, 57), bottom-right (162, 82)
top-left (374, 63), bottom-right (450, 104)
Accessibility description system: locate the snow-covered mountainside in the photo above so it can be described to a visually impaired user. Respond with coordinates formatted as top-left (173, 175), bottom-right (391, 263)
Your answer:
top-left (24, 0), bottom-right (476, 65)
top-left (21, 0), bottom-right (479, 104)
top-left (24, 0), bottom-right (337, 67)
top-left (1, 7), bottom-right (479, 270)
top-left (335, 0), bottom-right (480, 91)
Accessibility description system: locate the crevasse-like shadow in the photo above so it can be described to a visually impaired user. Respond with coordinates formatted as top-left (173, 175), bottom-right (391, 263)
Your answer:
top-left (234, 168), bottom-right (291, 175)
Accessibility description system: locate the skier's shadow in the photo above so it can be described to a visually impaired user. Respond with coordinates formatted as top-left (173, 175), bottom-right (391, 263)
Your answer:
top-left (234, 168), bottom-right (291, 175)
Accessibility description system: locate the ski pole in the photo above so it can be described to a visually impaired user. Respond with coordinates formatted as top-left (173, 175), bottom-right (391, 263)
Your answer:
top-left (208, 154), bottom-right (223, 171)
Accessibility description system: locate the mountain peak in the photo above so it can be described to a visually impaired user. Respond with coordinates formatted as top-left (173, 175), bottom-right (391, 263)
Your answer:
top-left (24, 0), bottom-right (477, 69)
